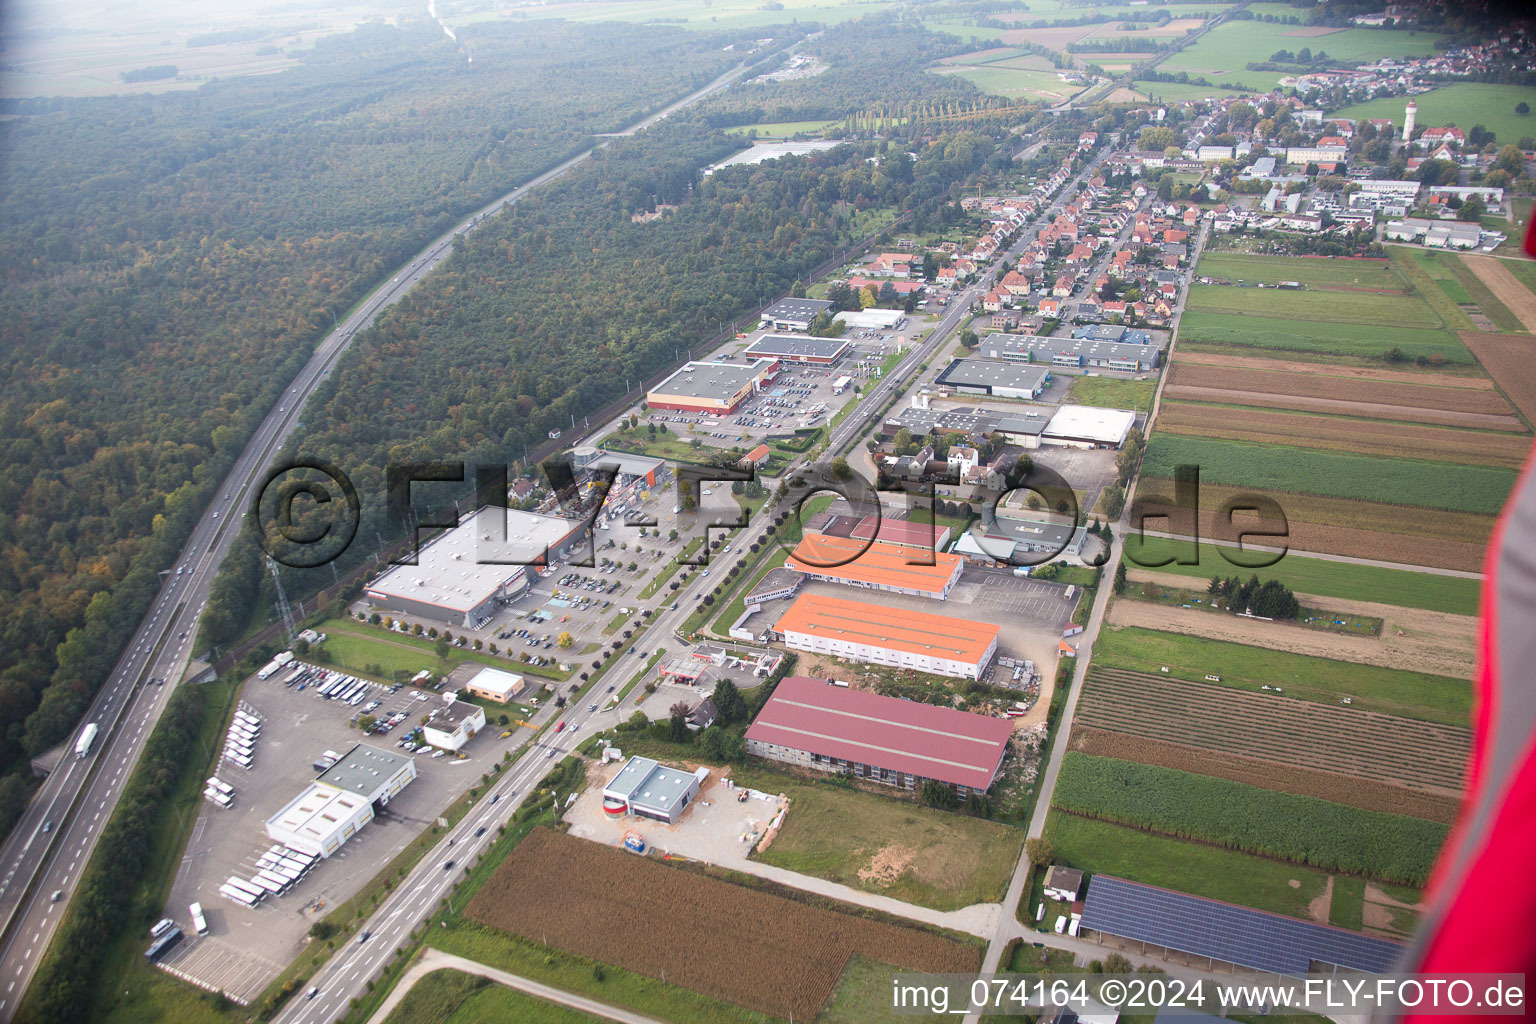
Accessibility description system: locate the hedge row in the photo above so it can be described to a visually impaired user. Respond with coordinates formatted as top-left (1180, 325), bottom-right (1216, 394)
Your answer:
top-left (1053, 752), bottom-right (1447, 886)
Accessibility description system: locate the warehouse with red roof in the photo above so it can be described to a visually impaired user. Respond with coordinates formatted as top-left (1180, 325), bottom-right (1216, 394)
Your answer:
top-left (745, 675), bottom-right (1012, 797)
top-left (784, 534), bottom-right (963, 599)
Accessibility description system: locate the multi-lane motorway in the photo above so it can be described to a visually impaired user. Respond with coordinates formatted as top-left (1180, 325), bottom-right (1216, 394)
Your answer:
top-left (0, 53), bottom-right (776, 1020)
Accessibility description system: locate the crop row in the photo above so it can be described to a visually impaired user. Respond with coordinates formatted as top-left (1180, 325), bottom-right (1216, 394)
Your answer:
top-left (465, 828), bottom-right (979, 1021)
top-left (1053, 752), bottom-right (1449, 886)
top-left (1140, 433), bottom-right (1518, 516)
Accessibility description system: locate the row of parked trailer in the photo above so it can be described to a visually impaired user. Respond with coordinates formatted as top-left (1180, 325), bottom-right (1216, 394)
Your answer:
top-left (219, 844), bottom-right (319, 908)
top-left (281, 662), bottom-right (385, 709)
top-left (221, 707), bottom-right (262, 772)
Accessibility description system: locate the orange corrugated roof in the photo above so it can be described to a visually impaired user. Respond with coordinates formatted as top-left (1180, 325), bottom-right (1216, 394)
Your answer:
top-left (786, 535), bottom-right (961, 595)
top-left (774, 593), bottom-right (998, 664)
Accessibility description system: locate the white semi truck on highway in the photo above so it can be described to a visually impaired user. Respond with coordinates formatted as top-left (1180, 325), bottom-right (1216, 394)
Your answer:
top-left (74, 722), bottom-right (98, 759)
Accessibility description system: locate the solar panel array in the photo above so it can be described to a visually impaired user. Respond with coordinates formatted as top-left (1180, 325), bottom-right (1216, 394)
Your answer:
top-left (1079, 875), bottom-right (1404, 975)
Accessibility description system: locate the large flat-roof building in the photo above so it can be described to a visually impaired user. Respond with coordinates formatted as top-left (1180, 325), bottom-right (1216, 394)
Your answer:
top-left (1043, 404), bottom-right (1136, 448)
top-left (365, 505), bottom-right (588, 628)
top-left (743, 334), bottom-right (851, 365)
top-left (569, 447), bottom-right (668, 491)
top-left (976, 332), bottom-right (1165, 373)
top-left (773, 593), bottom-right (999, 679)
top-left (935, 358), bottom-right (1051, 400)
top-left (266, 744), bottom-right (417, 858)
top-left (817, 512), bottom-right (952, 553)
top-left (745, 675), bottom-right (1013, 796)
top-left (786, 534), bottom-right (963, 599)
top-left (759, 298), bottom-right (834, 332)
top-left (646, 359), bottom-right (779, 415)
top-left (601, 756), bottom-right (709, 824)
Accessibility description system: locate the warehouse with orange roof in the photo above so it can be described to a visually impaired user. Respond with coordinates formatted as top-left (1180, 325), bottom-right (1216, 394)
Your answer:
top-left (784, 534), bottom-right (963, 600)
top-left (772, 593), bottom-right (998, 679)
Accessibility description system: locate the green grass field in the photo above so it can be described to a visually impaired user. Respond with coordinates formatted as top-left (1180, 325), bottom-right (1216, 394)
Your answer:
top-left (1094, 625), bottom-right (1472, 724)
top-left (1160, 21), bottom-right (1441, 81)
top-left (1133, 80), bottom-right (1263, 102)
top-left (1120, 537), bottom-right (1483, 616)
top-left (1176, 311), bottom-right (1470, 363)
top-left (726, 120), bottom-right (841, 137)
top-left (1187, 283), bottom-right (1442, 328)
top-left (745, 772), bottom-right (1025, 911)
top-left (936, 65), bottom-right (1085, 100)
top-left (1064, 375), bottom-right (1157, 414)
top-left (383, 969), bottom-right (600, 1024)
top-left (1141, 434), bottom-right (1518, 516)
top-left (1194, 253), bottom-right (1399, 290)
top-left (1335, 83), bottom-right (1536, 149)
top-left (320, 620), bottom-right (572, 682)
top-left (1044, 811), bottom-right (1332, 919)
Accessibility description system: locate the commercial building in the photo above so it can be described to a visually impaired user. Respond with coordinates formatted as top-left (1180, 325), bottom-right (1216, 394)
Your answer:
top-left (646, 359), bottom-right (779, 415)
top-left (1283, 145), bottom-right (1348, 166)
top-left (786, 534), bottom-right (964, 600)
top-left (1043, 405), bottom-right (1137, 448)
top-left (601, 756), bottom-right (709, 824)
top-left (1385, 217), bottom-right (1483, 249)
top-left (773, 593), bottom-right (999, 679)
top-left (975, 332), bottom-right (1165, 373)
top-left (816, 512), bottom-right (952, 553)
top-left (570, 447), bottom-right (668, 491)
top-left (834, 308), bottom-right (907, 330)
top-left (365, 505), bottom-right (589, 628)
top-left (745, 675), bottom-right (1013, 796)
top-left (422, 700), bottom-right (486, 752)
top-left (935, 358), bottom-right (1051, 400)
top-left (759, 298), bottom-right (834, 332)
top-left (265, 744), bottom-right (418, 858)
top-left (461, 666), bottom-right (528, 704)
top-left (954, 517), bottom-right (1087, 566)
top-left (743, 334), bottom-right (851, 365)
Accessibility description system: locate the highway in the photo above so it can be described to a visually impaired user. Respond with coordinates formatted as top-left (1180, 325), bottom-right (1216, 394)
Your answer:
top-left (0, 52), bottom-right (778, 1021)
top-left (278, 140), bottom-right (1118, 1024)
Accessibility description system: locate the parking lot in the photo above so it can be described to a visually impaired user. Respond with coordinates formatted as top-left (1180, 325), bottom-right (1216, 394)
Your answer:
top-left (156, 664), bottom-right (533, 1004)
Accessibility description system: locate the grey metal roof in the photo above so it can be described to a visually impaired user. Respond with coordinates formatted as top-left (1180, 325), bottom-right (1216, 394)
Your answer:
top-left (316, 743), bottom-right (414, 799)
top-left (601, 756), bottom-right (700, 815)
top-left (1080, 875), bottom-right (1404, 975)
top-left (760, 298), bottom-right (834, 322)
top-left (936, 358), bottom-right (1051, 394)
top-left (745, 334), bottom-right (849, 359)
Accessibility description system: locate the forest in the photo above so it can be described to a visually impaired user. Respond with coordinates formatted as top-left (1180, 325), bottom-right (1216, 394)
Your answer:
top-left (0, 15), bottom-right (755, 830)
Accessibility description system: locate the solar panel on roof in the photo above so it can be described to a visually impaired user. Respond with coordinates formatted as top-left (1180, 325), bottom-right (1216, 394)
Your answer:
top-left (1080, 876), bottom-right (1403, 976)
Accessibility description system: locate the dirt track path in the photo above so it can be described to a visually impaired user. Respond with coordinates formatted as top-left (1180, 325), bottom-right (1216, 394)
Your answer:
top-left (1114, 573), bottom-right (1477, 679)
top-left (1461, 255), bottom-right (1536, 333)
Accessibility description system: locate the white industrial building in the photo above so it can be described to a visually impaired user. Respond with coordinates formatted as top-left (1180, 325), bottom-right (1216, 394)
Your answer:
top-left (833, 308), bottom-right (907, 330)
top-left (422, 699), bottom-right (486, 752)
top-left (461, 666), bottom-right (528, 704)
top-left (365, 505), bottom-right (588, 628)
top-left (264, 744), bottom-right (417, 858)
top-left (1042, 405), bottom-right (1137, 448)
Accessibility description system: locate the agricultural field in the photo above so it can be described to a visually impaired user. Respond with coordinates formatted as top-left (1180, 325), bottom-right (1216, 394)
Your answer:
top-left (1107, 587), bottom-right (1475, 681)
top-left (1076, 663), bottom-right (1469, 794)
top-left (1194, 254), bottom-right (1399, 290)
top-left (1054, 753), bottom-right (1447, 886)
top-left (1091, 630), bottom-right (1473, 726)
top-left (465, 828), bottom-right (981, 1022)
top-left (382, 969), bottom-right (598, 1024)
top-left (1069, 728), bottom-right (1463, 822)
top-left (1334, 83), bottom-right (1536, 151)
top-left (1461, 255), bottom-right (1536, 334)
top-left (1157, 21), bottom-right (1441, 90)
top-left (1133, 80), bottom-right (1262, 102)
top-left (1064, 375), bottom-right (1157, 414)
top-left (1118, 537), bottom-right (1483, 616)
top-left (1140, 433), bottom-right (1518, 516)
top-left (1177, 311), bottom-right (1469, 364)
top-left (1133, 476), bottom-right (1495, 571)
top-left (501, 0), bottom-right (900, 31)
top-left (932, 63), bottom-right (1087, 101)
top-left (1187, 282), bottom-right (1441, 328)
top-left (1459, 330), bottom-right (1536, 425)
top-left (1043, 811), bottom-right (1332, 919)
top-left (1154, 402), bottom-right (1532, 468)
top-left (749, 776), bottom-right (1024, 911)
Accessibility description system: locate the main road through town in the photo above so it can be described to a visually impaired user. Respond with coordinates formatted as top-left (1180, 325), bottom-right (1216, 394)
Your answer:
top-left (0, 49), bottom-right (787, 1020)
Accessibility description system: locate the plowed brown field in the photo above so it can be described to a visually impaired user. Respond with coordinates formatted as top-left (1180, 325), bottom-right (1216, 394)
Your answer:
top-left (1167, 362), bottom-right (1516, 416)
top-left (1161, 385), bottom-right (1524, 431)
top-left (1069, 728), bottom-right (1462, 822)
top-left (1106, 598), bottom-right (1475, 680)
top-left (466, 829), bottom-right (981, 1021)
top-left (1460, 255), bottom-right (1536, 333)
top-left (1459, 330), bottom-right (1536, 426)
top-left (1156, 402), bottom-right (1531, 468)
top-left (1075, 669), bottom-right (1469, 795)
top-left (1135, 478), bottom-right (1494, 571)
top-left (1174, 349), bottom-right (1499, 388)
